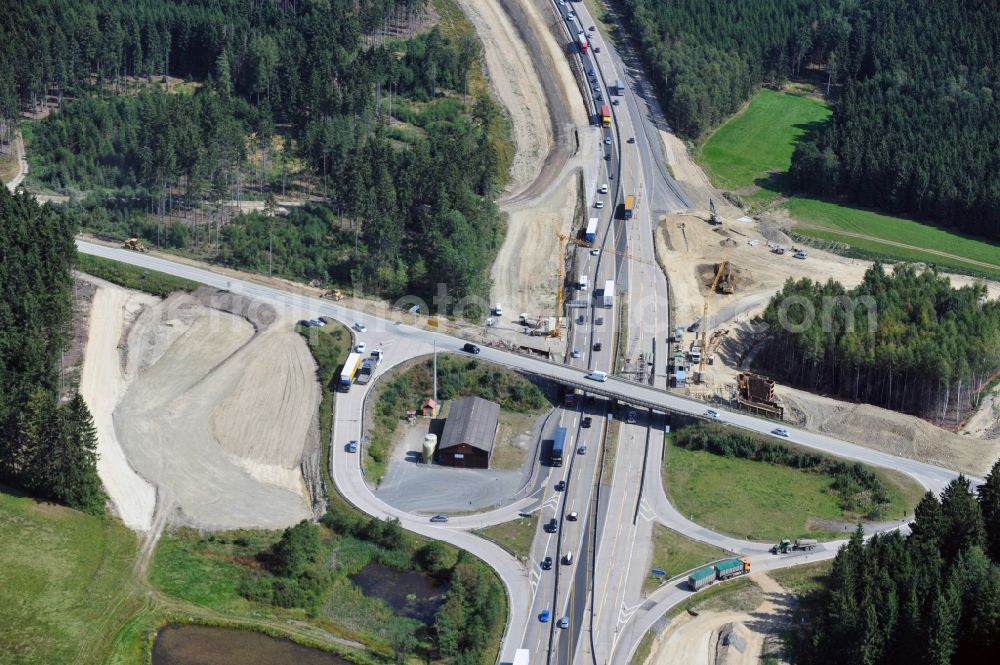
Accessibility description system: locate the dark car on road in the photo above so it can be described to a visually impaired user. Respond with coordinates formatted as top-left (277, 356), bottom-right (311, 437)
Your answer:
top-left (541, 556), bottom-right (553, 570)
top-left (582, 416), bottom-right (593, 428)
top-left (546, 518), bottom-right (558, 533)
top-left (555, 480), bottom-right (566, 492)
top-left (429, 514), bottom-right (449, 523)
top-left (462, 342), bottom-right (480, 354)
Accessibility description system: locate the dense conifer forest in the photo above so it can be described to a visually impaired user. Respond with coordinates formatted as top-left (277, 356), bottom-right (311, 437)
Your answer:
top-left (0, 187), bottom-right (105, 513)
top-left (792, 463), bottom-right (1000, 664)
top-left (754, 264), bottom-right (1000, 424)
top-left (620, 0), bottom-right (999, 240)
top-left (0, 0), bottom-right (504, 305)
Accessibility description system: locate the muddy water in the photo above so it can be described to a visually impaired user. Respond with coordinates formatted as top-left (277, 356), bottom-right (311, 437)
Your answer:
top-left (152, 624), bottom-right (347, 665)
top-left (350, 562), bottom-right (448, 622)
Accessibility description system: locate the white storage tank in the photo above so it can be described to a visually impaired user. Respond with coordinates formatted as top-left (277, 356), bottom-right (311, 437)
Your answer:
top-left (422, 433), bottom-right (438, 464)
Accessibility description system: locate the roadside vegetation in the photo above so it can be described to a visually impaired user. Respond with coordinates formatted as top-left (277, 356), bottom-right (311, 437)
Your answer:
top-left (789, 465), bottom-right (1000, 665)
top-left (768, 560), bottom-right (832, 599)
top-left (787, 198), bottom-right (1000, 280)
top-left (365, 355), bottom-right (549, 481)
top-left (666, 578), bottom-right (763, 620)
top-left (643, 525), bottom-right (731, 594)
top-left (76, 253), bottom-right (200, 296)
top-left (475, 513), bottom-right (538, 560)
top-left (630, 631), bottom-right (655, 665)
top-left (757, 265), bottom-right (1000, 424)
top-left (664, 427), bottom-right (920, 541)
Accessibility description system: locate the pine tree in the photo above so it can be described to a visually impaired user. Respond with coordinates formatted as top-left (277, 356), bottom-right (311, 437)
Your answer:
top-left (57, 394), bottom-right (106, 514)
top-left (926, 586), bottom-right (959, 665)
top-left (911, 491), bottom-right (946, 549)
top-left (15, 387), bottom-right (57, 490)
top-left (940, 475), bottom-right (986, 562)
top-left (977, 459), bottom-right (1000, 561)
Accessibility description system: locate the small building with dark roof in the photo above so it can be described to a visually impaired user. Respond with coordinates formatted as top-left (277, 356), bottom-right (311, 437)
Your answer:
top-left (436, 396), bottom-right (501, 469)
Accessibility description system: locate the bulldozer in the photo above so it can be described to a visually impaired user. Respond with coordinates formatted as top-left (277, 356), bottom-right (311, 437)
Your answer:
top-left (321, 289), bottom-right (344, 301)
top-left (122, 238), bottom-right (149, 253)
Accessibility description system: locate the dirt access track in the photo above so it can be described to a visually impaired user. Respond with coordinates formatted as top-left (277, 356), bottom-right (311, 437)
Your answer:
top-left (80, 280), bottom-right (320, 531)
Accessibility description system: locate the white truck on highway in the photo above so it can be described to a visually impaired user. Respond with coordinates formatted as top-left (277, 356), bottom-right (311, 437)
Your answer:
top-left (513, 649), bottom-right (530, 665)
top-left (602, 279), bottom-right (614, 308)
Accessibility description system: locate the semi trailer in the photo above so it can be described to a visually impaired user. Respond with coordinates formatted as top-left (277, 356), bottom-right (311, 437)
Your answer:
top-left (687, 557), bottom-right (751, 591)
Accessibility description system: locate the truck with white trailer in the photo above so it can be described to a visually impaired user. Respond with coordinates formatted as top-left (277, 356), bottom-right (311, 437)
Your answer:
top-left (602, 280), bottom-right (614, 308)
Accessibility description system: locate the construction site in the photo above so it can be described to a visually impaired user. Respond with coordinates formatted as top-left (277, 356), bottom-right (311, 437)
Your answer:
top-left (79, 280), bottom-right (323, 532)
top-left (652, 193), bottom-right (1000, 477)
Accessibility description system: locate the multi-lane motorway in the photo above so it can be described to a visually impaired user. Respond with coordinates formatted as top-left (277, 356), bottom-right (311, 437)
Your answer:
top-left (78, 239), bottom-right (970, 665)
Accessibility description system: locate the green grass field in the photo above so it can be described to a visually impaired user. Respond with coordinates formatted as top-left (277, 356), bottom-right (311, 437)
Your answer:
top-left (476, 513), bottom-right (538, 560)
top-left (666, 577), bottom-right (763, 619)
top-left (76, 253), bottom-right (201, 296)
top-left (643, 525), bottom-right (731, 594)
top-left (663, 437), bottom-right (920, 542)
top-left (768, 560), bottom-right (832, 598)
top-left (0, 489), bottom-right (145, 665)
top-left (698, 89), bottom-right (830, 193)
top-left (788, 197), bottom-right (1000, 279)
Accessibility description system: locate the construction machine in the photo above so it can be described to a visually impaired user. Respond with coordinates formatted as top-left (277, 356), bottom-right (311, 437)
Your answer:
top-left (321, 289), bottom-right (344, 301)
top-left (551, 233), bottom-right (567, 338)
top-left (695, 257), bottom-right (728, 382)
top-left (122, 238), bottom-right (149, 253)
top-left (709, 199), bottom-right (722, 225)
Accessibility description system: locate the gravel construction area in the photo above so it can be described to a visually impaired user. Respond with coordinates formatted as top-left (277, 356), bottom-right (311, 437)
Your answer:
top-left (82, 283), bottom-right (320, 531)
top-left (648, 573), bottom-right (785, 665)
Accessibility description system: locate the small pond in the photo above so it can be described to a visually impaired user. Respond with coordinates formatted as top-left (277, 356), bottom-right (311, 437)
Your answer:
top-left (350, 562), bottom-right (448, 622)
top-left (152, 624), bottom-right (347, 665)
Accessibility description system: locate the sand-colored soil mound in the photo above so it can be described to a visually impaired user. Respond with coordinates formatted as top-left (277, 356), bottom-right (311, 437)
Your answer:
top-left (85, 284), bottom-right (318, 531)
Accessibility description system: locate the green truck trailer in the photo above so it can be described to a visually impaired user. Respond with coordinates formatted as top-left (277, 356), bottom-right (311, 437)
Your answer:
top-left (687, 557), bottom-right (752, 591)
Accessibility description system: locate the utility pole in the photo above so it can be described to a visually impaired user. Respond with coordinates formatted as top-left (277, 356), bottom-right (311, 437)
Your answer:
top-left (433, 340), bottom-right (438, 404)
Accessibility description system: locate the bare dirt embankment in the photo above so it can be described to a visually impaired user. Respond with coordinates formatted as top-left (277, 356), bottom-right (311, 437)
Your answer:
top-left (648, 573), bottom-right (787, 665)
top-left (80, 279), bottom-right (159, 531)
top-left (456, 0), bottom-right (595, 344)
top-left (81, 281), bottom-right (321, 532)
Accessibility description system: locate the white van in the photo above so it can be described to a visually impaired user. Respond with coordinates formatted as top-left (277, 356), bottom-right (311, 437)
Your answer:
top-left (585, 370), bottom-right (608, 382)
top-left (494, 303), bottom-right (503, 316)
top-left (579, 275), bottom-right (589, 291)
